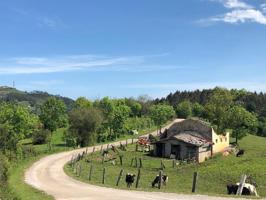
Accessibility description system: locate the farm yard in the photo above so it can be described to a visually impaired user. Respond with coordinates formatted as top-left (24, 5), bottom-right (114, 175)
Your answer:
top-left (65, 134), bottom-right (266, 197)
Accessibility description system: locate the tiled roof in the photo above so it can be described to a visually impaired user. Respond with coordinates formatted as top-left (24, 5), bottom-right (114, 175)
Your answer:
top-left (158, 131), bottom-right (212, 147)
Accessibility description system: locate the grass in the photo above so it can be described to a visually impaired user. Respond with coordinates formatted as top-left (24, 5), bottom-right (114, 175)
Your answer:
top-left (65, 134), bottom-right (266, 197)
top-left (8, 128), bottom-right (71, 200)
top-left (7, 121), bottom-right (169, 200)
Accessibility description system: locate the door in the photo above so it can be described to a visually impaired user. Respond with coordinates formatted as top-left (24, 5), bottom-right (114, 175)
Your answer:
top-left (171, 145), bottom-right (181, 159)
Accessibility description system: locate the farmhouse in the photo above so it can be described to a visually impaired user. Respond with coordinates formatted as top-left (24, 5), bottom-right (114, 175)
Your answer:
top-left (153, 119), bottom-right (229, 163)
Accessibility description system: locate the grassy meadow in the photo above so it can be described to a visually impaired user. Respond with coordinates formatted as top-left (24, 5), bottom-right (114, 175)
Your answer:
top-left (65, 135), bottom-right (266, 197)
top-left (8, 128), bottom-right (69, 200)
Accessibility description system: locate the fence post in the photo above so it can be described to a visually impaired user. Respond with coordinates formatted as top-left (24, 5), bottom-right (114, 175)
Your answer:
top-left (126, 139), bottom-right (128, 146)
top-left (160, 160), bottom-right (165, 169)
top-left (88, 164), bottom-right (93, 181)
top-left (92, 147), bottom-right (95, 153)
top-left (85, 148), bottom-right (88, 154)
top-left (78, 163), bottom-right (82, 177)
top-left (119, 155), bottom-right (123, 166)
top-left (172, 159), bottom-right (176, 168)
top-left (192, 172), bottom-right (198, 193)
top-left (116, 169), bottom-right (124, 186)
top-left (100, 145), bottom-right (103, 153)
top-left (135, 168), bottom-right (141, 188)
top-left (134, 157), bottom-right (138, 168)
top-left (102, 167), bottom-right (106, 184)
top-left (158, 170), bottom-right (163, 189)
top-left (102, 156), bottom-right (104, 164)
top-left (236, 174), bottom-right (247, 195)
top-left (139, 158), bottom-right (142, 168)
top-left (132, 138), bottom-right (134, 144)
top-left (107, 144), bottom-right (109, 150)
top-left (135, 144), bottom-right (138, 152)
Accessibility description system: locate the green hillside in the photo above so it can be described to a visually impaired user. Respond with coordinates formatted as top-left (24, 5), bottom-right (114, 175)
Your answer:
top-left (0, 86), bottom-right (74, 111)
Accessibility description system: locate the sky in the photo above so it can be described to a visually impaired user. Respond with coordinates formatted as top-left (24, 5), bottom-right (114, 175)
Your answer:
top-left (1, 0), bottom-right (266, 100)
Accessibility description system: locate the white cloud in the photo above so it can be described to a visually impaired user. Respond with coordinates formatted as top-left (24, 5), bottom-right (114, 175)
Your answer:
top-left (261, 3), bottom-right (266, 13)
top-left (200, 0), bottom-right (266, 25)
top-left (0, 54), bottom-right (180, 74)
top-left (221, 0), bottom-right (252, 9)
top-left (211, 9), bottom-right (266, 24)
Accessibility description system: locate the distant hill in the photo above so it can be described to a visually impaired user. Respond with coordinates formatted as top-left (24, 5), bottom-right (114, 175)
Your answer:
top-left (0, 86), bottom-right (74, 112)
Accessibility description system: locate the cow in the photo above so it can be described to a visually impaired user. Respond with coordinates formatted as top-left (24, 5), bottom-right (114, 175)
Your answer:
top-left (236, 149), bottom-right (245, 157)
top-left (102, 149), bottom-right (109, 157)
top-left (152, 174), bottom-right (168, 188)
top-left (125, 173), bottom-right (136, 188)
top-left (227, 183), bottom-right (259, 197)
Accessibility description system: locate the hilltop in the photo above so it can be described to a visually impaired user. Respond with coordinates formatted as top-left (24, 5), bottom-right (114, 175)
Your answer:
top-left (0, 86), bottom-right (74, 112)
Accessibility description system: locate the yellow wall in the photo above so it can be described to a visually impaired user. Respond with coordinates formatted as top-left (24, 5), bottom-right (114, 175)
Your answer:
top-left (212, 129), bottom-right (230, 154)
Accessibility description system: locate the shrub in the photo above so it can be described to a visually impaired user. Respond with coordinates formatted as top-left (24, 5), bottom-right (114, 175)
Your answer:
top-left (32, 129), bottom-right (51, 145)
top-left (0, 153), bottom-right (9, 186)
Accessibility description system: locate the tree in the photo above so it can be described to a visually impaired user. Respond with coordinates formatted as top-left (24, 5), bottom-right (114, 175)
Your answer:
top-left (125, 98), bottom-right (142, 117)
top-left (68, 108), bottom-right (103, 147)
top-left (74, 97), bottom-right (92, 109)
top-left (227, 105), bottom-right (258, 144)
top-left (39, 97), bottom-right (68, 132)
top-left (32, 129), bottom-right (51, 145)
top-left (257, 117), bottom-right (266, 137)
top-left (175, 101), bottom-right (192, 119)
top-left (111, 105), bottom-right (131, 139)
top-left (192, 102), bottom-right (205, 118)
top-left (150, 104), bottom-right (175, 133)
top-left (0, 102), bottom-right (40, 155)
top-left (205, 87), bottom-right (234, 133)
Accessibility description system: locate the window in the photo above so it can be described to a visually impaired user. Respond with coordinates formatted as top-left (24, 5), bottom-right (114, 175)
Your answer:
top-left (220, 138), bottom-right (223, 142)
top-left (225, 137), bottom-right (227, 142)
top-left (216, 139), bottom-right (218, 143)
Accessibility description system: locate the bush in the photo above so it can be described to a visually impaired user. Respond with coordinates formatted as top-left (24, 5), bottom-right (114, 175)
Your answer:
top-left (32, 129), bottom-right (51, 145)
top-left (21, 145), bottom-right (38, 158)
top-left (0, 153), bottom-right (9, 186)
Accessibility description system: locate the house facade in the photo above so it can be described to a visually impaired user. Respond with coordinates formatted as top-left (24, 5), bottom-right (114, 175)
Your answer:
top-left (153, 119), bottom-right (229, 163)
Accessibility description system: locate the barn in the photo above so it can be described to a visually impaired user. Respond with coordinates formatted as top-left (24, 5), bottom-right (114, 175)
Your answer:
top-left (153, 119), bottom-right (229, 163)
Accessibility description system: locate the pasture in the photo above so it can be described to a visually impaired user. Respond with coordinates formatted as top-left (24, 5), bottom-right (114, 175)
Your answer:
top-left (65, 135), bottom-right (266, 197)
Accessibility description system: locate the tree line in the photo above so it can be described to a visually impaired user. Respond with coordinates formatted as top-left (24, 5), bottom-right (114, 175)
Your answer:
top-left (156, 87), bottom-right (264, 140)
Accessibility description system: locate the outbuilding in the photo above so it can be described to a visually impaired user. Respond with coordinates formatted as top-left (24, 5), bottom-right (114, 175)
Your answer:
top-left (153, 119), bottom-right (229, 163)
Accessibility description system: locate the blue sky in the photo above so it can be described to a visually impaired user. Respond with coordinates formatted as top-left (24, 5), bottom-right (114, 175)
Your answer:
top-left (1, 0), bottom-right (266, 99)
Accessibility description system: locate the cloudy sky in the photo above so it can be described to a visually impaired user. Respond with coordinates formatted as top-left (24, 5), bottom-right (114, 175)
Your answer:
top-left (1, 0), bottom-right (266, 99)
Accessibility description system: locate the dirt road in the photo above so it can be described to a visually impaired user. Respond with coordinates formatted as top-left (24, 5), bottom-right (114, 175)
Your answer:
top-left (25, 119), bottom-right (249, 200)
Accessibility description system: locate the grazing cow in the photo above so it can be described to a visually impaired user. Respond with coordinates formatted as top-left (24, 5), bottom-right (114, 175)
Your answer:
top-left (102, 150), bottom-right (109, 157)
top-left (152, 174), bottom-right (168, 188)
top-left (236, 149), bottom-right (245, 157)
top-left (227, 183), bottom-right (258, 197)
top-left (125, 173), bottom-right (136, 188)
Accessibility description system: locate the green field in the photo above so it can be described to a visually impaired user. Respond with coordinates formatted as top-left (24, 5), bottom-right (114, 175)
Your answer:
top-left (65, 135), bottom-right (266, 197)
top-left (6, 121), bottom-right (164, 200)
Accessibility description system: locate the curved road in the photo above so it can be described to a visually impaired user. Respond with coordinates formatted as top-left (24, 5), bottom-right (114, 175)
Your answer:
top-left (25, 119), bottom-right (249, 200)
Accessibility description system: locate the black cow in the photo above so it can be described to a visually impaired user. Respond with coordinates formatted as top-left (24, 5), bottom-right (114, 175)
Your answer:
top-left (227, 183), bottom-right (258, 196)
top-left (152, 175), bottom-right (168, 188)
top-left (125, 173), bottom-right (136, 188)
top-left (236, 149), bottom-right (245, 157)
top-left (102, 150), bottom-right (109, 157)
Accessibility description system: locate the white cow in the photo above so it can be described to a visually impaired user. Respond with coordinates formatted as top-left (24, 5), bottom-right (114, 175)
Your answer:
top-left (236, 182), bottom-right (259, 197)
